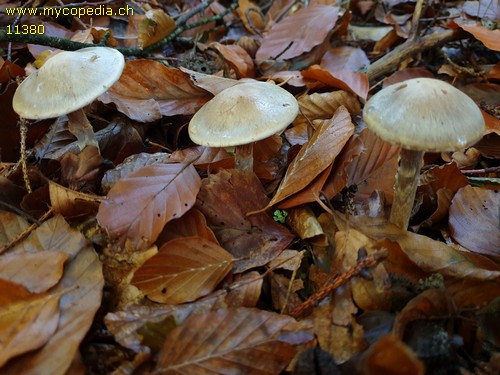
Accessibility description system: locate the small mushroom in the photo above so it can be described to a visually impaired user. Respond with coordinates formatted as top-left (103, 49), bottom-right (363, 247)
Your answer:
top-left (188, 81), bottom-right (299, 171)
top-left (13, 47), bottom-right (125, 149)
top-left (363, 78), bottom-right (485, 229)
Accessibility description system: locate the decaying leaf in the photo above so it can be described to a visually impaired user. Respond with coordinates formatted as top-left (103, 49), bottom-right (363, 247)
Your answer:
top-left (196, 169), bottom-right (294, 272)
top-left (256, 5), bottom-right (339, 61)
top-left (267, 106), bottom-right (354, 208)
top-left (157, 307), bottom-right (314, 373)
top-left (97, 162), bottom-right (202, 250)
top-left (132, 236), bottom-right (233, 304)
top-left (0, 280), bottom-right (60, 367)
top-left (100, 60), bottom-right (211, 122)
top-left (449, 186), bottom-right (500, 258)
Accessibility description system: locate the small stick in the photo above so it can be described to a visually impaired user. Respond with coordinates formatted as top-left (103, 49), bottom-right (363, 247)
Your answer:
top-left (289, 248), bottom-right (387, 318)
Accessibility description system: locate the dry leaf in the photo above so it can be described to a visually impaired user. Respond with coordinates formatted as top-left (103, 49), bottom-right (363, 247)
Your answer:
top-left (158, 208), bottom-right (218, 245)
top-left (100, 60), bottom-right (210, 122)
top-left (256, 5), bottom-right (339, 60)
top-left (361, 334), bottom-right (425, 375)
top-left (195, 169), bottom-right (294, 272)
top-left (302, 64), bottom-right (369, 99)
top-left (97, 163), bottom-right (202, 250)
top-left (267, 106), bottom-right (354, 208)
top-left (0, 279), bottom-right (60, 367)
top-left (132, 236), bottom-right (233, 304)
top-left (209, 42), bottom-right (255, 78)
top-left (449, 186), bottom-right (500, 258)
top-left (237, 0), bottom-right (265, 34)
top-left (0, 212), bottom-right (30, 247)
top-left (2, 216), bottom-right (103, 375)
top-left (157, 307), bottom-right (313, 374)
top-left (137, 8), bottom-right (175, 48)
top-left (454, 19), bottom-right (500, 51)
top-left (296, 91), bottom-right (360, 123)
top-left (101, 152), bottom-right (171, 193)
top-left (49, 181), bottom-right (101, 217)
top-left (334, 213), bottom-right (500, 281)
top-left (0, 251), bottom-right (68, 293)
top-left (320, 46), bottom-right (370, 72)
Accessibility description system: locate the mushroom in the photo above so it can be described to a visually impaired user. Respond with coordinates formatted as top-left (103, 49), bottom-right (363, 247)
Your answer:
top-left (13, 47), bottom-right (125, 149)
top-left (188, 81), bottom-right (299, 171)
top-left (363, 78), bottom-right (485, 229)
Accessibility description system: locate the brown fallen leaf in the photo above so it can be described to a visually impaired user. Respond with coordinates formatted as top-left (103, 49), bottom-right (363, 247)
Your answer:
top-left (333, 213), bottom-right (500, 281)
top-left (295, 91), bottom-right (361, 123)
top-left (157, 307), bottom-right (314, 374)
top-left (196, 169), bottom-right (294, 272)
top-left (321, 46), bottom-right (370, 72)
top-left (453, 19), bottom-right (500, 51)
top-left (0, 251), bottom-right (68, 293)
top-left (49, 181), bottom-right (101, 218)
top-left (158, 208), bottom-right (218, 245)
top-left (302, 64), bottom-right (369, 100)
top-left (360, 334), bottom-right (425, 375)
top-left (97, 162), bottom-right (202, 250)
top-left (0, 212), bottom-right (30, 248)
top-left (256, 5), bottom-right (339, 61)
top-left (100, 60), bottom-right (210, 122)
top-left (2, 215), bottom-right (103, 375)
top-left (266, 106), bottom-right (354, 208)
top-left (209, 42), bottom-right (255, 78)
top-left (449, 186), bottom-right (500, 259)
top-left (132, 236), bottom-right (233, 304)
top-left (0, 279), bottom-right (60, 367)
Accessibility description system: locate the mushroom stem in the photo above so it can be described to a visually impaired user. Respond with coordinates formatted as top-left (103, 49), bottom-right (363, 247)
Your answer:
top-left (389, 148), bottom-right (424, 229)
top-left (235, 143), bottom-right (254, 171)
top-left (66, 109), bottom-right (99, 151)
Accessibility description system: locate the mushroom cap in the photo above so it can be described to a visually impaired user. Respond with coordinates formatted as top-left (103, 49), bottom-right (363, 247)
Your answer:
top-left (188, 81), bottom-right (299, 147)
top-left (13, 47), bottom-right (125, 120)
top-left (363, 78), bottom-right (485, 152)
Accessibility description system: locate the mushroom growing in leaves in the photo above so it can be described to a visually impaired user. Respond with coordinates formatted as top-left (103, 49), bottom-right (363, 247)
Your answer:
top-left (363, 78), bottom-right (485, 229)
top-left (188, 81), bottom-right (299, 171)
top-left (13, 47), bottom-right (125, 149)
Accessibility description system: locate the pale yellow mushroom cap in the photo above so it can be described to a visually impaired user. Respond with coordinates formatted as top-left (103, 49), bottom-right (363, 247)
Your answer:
top-left (13, 47), bottom-right (125, 120)
top-left (188, 81), bottom-right (299, 147)
top-left (363, 78), bottom-right (485, 152)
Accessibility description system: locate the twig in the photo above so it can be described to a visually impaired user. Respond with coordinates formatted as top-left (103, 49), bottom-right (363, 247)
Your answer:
top-left (366, 28), bottom-right (464, 82)
top-left (461, 166), bottom-right (500, 176)
top-left (0, 208), bottom-right (54, 255)
top-left (289, 248), bottom-right (387, 318)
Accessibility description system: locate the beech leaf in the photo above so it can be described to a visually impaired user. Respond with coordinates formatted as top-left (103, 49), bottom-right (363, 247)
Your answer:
top-left (256, 5), bottom-right (339, 60)
top-left (97, 163), bottom-right (202, 250)
top-left (157, 307), bottom-right (313, 374)
top-left (99, 60), bottom-right (210, 122)
top-left (268, 106), bottom-right (354, 208)
top-left (132, 236), bottom-right (233, 304)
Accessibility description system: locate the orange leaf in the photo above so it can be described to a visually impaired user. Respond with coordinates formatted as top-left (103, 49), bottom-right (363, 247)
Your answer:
top-left (210, 42), bottom-right (255, 78)
top-left (237, 0), bottom-right (265, 34)
top-left (100, 60), bottom-right (210, 122)
top-left (132, 236), bottom-right (233, 304)
top-left (97, 163), bottom-right (202, 250)
top-left (0, 251), bottom-right (68, 293)
top-left (0, 280), bottom-right (60, 367)
top-left (157, 307), bottom-right (313, 373)
top-left (302, 64), bottom-right (369, 99)
top-left (256, 5), bottom-right (339, 60)
top-left (268, 106), bottom-right (354, 208)
top-left (137, 8), bottom-right (175, 48)
top-left (455, 20), bottom-right (500, 51)
top-left (361, 334), bottom-right (425, 375)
